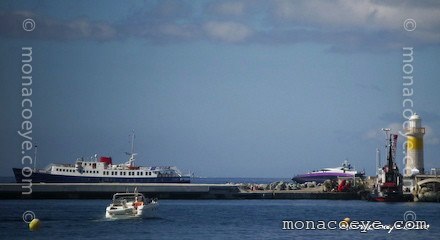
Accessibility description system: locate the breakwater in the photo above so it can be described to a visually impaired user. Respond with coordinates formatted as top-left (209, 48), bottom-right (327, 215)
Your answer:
top-left (0, 183), bottom-right (361, 200)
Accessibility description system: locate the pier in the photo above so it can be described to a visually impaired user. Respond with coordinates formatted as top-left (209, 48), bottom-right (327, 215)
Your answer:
top-left (0, 183), bottom-right (361, 200)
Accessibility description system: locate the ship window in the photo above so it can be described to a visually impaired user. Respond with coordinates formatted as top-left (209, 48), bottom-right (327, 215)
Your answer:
top-left (123, 172), bottom-right (126, 175)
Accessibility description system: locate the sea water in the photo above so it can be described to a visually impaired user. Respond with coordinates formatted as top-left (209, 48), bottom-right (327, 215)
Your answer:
top-left (0, 199), bottom-right (439, 240)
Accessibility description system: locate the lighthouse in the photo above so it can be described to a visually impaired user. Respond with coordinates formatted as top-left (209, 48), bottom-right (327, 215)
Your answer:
top-left (404, 113), bottom-right (425, 176)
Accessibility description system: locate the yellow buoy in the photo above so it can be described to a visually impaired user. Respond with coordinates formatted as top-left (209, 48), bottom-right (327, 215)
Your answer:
top-left (29, 218), bottom-right (41, 231)
top-left (343, 217), bottom-right (351, 223)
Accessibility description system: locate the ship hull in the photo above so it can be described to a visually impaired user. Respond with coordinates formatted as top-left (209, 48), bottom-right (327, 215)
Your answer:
top-left (368, 193), bottom-right (413, 202)
top-left (13, 168), bottom-right (190, 183)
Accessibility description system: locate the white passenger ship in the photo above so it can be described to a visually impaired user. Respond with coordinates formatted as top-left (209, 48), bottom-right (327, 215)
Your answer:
top-left (13, 133), bottom-right (190, 183)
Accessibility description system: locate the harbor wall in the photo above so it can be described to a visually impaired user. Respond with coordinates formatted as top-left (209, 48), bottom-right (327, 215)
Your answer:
top-left (0, 183), bottom-right (361, 200)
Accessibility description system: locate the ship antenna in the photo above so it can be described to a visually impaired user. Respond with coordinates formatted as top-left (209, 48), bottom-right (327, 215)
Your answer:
top-left (125, 130), bottom-right (137, 167)
top-left (33, 142), bottom-right (38, 172)
top-left (131, 130), bottom-right (135, 155)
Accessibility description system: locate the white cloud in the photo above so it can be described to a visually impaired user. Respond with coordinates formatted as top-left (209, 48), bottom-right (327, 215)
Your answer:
top-left (272, 0), bottom-right (440, 33)
top-left (2, 1), bottom-right (440, 48)
top-left (203, 21), bottom-right (253, 42)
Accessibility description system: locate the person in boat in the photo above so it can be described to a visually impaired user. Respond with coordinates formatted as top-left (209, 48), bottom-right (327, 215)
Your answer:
top-left (133, 196), bottom-right (143, 209)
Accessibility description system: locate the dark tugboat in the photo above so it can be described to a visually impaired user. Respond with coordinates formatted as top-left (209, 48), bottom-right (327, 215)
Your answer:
top-left (369, 129), bottom-right (412, 202)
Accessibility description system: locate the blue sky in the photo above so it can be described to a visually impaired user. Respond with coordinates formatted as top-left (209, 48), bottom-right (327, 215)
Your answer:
top-left (1, 0), bottom-right (440, 177)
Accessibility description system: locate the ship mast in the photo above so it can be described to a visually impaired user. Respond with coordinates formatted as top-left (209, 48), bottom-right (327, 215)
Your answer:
top-left (131, 130), bottom-right (135, 155)
top-left (125, 130), bottom-right (137, 167)
top-left (387, 136), bottom-right (393, 171)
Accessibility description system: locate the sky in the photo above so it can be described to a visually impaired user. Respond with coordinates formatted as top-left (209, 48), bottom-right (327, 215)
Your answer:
top-left (1, 0), bottom-right (440, 178)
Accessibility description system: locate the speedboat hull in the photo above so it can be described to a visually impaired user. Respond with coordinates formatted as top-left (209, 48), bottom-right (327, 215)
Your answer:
top-left (105, 201), bottom-right (158, 219)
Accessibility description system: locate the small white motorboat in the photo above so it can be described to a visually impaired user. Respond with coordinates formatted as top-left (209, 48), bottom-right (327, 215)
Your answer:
top-left (105, 191), bottom-right (158, 219)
